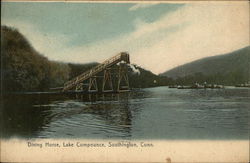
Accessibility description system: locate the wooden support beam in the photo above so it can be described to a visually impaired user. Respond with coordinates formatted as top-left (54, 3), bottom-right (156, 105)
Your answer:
top-left (102, 69), bottom-right (113, 92)
top-left (63, 52), bottom-right (130, 92)
top-left (117, 65), bottom-right (129, 92)
top-left (88, 77), bottom-right (98, 92)
top-left (75, 83), bottom-right (83, 91)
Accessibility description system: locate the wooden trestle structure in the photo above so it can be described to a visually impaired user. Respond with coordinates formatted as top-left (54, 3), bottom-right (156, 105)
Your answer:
top-left (62, 52), bottom-right (130, 93)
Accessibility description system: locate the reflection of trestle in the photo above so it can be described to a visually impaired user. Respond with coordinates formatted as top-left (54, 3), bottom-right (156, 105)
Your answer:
top-left (75, 93), bottom-right (98, 102)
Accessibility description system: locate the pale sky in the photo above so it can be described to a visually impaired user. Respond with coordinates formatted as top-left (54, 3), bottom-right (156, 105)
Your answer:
top-left (2, 1), bottom-right (249, 74)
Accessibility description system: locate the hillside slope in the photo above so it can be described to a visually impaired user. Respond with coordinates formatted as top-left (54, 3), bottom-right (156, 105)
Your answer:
top-left (1, 26), bottom-right (170, 92)
top-left (161, 46), bottom-right (249, 84)
top-left (1, 26), bottom-right (70, 92)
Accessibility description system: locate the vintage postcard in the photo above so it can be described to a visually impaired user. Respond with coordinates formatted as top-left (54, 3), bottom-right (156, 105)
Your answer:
top-left (1, 0), bottom-right (249, 162)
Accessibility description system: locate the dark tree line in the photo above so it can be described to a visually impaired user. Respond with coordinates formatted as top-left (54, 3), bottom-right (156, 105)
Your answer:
top-left (172, 70), bottom-right (249, 86)
top-left (128, 65), bottom-right (172, 88)
top-left (1, 26), bottom-right (70, 92)
top-left (2, 25), bottom-right (245, 93)
top-left (162, 46), bottom-right (250, 86)
top-left (1, 26), bottom-right (172, 92)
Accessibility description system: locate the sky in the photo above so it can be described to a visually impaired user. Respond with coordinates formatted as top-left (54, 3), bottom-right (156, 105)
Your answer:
top-left (2, 1), bottom-right (249, 74)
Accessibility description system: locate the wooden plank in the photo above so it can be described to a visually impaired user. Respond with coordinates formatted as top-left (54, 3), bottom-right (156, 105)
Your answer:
top-left (63, 52), bottom-right (130, 91)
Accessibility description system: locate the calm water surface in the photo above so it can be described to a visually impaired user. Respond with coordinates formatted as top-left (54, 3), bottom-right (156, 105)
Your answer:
top-left (1, 86), bottom-right (249, 139)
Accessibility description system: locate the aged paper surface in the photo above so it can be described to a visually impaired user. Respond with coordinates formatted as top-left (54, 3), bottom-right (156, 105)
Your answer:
top-left (1, 139), bottom-right (249, 162)
top-left (1, 0), bottom-right (249, 162)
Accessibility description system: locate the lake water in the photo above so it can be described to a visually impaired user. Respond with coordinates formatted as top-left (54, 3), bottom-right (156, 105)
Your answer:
top-left (1, 86), bottom-right (249, 139)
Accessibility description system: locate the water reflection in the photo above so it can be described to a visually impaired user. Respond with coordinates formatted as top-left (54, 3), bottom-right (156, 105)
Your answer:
top-left (1, 87), bottom-right (249, 139)
top-left (1, 94), bottom-right (63, 138)
top-left (1, 92), bottom-right (143, 139)
top-left (74, 93), bottom-right (134, 138)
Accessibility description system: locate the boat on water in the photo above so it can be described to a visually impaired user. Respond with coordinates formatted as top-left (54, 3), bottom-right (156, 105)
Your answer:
top-left (168, 85), bottom-right (178, 88)
top-left (235, 83), bottom-right (250, 88)
top-left (177, 85), bottom-right (193, 89)
top-left (205, 84), bottom-right (224, 89)
top-left (177, 83), bottom-right (224, 89)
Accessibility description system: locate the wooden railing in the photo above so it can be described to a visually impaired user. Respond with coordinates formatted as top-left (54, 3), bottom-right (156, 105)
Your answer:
top-left (63, 52), bottom-right (129, 91)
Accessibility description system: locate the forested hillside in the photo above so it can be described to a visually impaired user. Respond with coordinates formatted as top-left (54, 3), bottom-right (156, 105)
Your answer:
top-left (1, 26), bottom-right (71, 92)
top-left (128, 65), bottom-right (172, 88)
top-left (1, 26), bottom-right (170, 92)
top-left (161, 46), bottom-right (250, 85)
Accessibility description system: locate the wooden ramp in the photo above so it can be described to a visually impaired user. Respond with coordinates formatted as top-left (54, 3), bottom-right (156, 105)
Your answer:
top-left (63, 52), bottom-right (130, 93)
